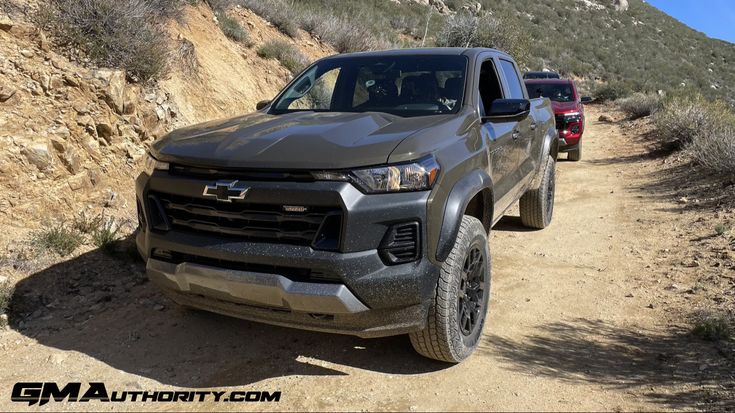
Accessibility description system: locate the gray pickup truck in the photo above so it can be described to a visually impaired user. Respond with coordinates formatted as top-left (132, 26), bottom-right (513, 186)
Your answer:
top-left (136, 48), bottom-right (557, 362)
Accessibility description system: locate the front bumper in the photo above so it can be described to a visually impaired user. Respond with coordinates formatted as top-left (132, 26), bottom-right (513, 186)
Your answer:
top-left (135, 170), bottom-right (441, 338)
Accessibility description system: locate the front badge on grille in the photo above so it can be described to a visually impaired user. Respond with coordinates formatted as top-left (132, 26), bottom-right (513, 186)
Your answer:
top-left (202, 180), bottom-right (250, 202)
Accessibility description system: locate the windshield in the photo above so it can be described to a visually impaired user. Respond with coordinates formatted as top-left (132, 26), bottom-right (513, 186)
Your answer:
top-left (525, 83), bottom-right (576, 103)
top-left (271, 55), bottom-right (468, 117)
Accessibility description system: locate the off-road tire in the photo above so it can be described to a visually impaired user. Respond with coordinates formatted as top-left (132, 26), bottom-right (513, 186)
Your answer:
top-left (409, 216), bottom-right (491, 363)
top-left (519, 155), bottom-right (556, 229)
top-left (567, 145), bottom-right (582, 161)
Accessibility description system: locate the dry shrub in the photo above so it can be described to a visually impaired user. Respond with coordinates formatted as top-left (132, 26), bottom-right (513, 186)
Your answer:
top-left (617, 93), bottom-right (662, 120)
top-left (436, 11), bottom-right (530, 66)
top-left (655, 94), bottom-right (735, 176)
top-left (40, 0), bottom-right (183, 81)
top-left (241, 0), bottom-right (382, 53)
top-left (306, 13), bottom-right (380, 53)
top-left (176, 38), bottom-right (200, 77)
top-left (257, 40), bottom-right (309, 74)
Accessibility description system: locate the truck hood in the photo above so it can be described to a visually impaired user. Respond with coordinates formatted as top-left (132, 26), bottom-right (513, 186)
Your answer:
top-left (151, 111), bottom-right (448, 169)
top-left (551, 101), bottom-right (581, 114)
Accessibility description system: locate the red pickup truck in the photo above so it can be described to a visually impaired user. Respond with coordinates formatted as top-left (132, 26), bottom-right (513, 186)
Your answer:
top-left (525, 79), bottom-right (592, 161)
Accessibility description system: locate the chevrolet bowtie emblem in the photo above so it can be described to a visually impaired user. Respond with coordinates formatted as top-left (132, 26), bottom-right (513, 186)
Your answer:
top-left (202, 180), bottom-right (249, 202)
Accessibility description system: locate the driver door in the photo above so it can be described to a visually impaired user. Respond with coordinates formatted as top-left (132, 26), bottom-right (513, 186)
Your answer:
top-left (478, 57), bottom-right (518, 216)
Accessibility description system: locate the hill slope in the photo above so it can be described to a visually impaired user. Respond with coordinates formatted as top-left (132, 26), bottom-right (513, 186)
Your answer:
top-left (240, 0), bottom-right (735, 101)
top-left (480, 0), bottom-right (735, 100)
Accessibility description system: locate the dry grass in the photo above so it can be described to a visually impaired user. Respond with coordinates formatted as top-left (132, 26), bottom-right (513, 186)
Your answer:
top-left (217, 13), bottom-right (252, 45)
top-left (257, 40), bottom-right (309, 74)
top-left (31, 223), bottom-right (82, 257)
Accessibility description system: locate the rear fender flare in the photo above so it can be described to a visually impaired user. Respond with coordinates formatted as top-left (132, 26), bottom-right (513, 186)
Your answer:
top-left (530, 127), bottom-right (558, 189)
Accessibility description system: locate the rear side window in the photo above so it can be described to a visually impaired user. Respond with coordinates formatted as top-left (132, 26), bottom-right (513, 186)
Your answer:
top-left (499, 60), bottom-right (525, 99)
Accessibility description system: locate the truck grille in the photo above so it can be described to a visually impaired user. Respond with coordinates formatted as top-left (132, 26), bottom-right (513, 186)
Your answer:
top-left (149, 192), bottom-right (342, 249)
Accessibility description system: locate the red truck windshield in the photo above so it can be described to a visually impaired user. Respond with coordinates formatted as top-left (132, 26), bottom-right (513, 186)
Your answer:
top-left (526, 83), bottom-right (576, 103)
top-left (271, 55), bottom-right (468, 117)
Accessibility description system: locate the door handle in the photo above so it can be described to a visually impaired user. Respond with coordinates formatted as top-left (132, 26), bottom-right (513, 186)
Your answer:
top-left (512, 130), bottom-right (521, 140)
top-left (530, 122), bottom-right (537, 130)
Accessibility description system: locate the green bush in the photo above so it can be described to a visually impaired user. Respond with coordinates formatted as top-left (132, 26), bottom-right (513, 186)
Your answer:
top-left (617, 93), bottom-right (662, 120)
top-left (40, 0), bottom-right (183, 81)
top-left (31, 223), bottom-right (83, 257)
top-left (218, 13), bottom-right (251, 44)
top-left (92, 219), bottom-right (123, 254)
top-left (257, 40), bottom-right (309, 74)
top-left (593, 82), bottom-right (632, 102)
top-left (692, 317), bottom-right (732, 341)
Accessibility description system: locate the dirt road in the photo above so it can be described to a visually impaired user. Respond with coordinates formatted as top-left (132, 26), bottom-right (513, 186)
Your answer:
top-left (2, 106), bottom-right (732, 411)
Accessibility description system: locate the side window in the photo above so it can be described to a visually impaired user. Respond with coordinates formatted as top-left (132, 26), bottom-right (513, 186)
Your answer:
top-left (478, 60), bottom-right (503, 116)
top-left (499, 60), bottom-right (525, 99)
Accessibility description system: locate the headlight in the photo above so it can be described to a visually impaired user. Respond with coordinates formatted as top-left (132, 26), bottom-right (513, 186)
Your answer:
top-left (349, 157), bottom-right (440, 193)
top-left (144, 153), bottom-right (169, 175)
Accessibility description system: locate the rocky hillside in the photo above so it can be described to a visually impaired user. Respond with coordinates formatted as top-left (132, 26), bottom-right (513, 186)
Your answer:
top-left (0, 1), bottom-right (333, 253)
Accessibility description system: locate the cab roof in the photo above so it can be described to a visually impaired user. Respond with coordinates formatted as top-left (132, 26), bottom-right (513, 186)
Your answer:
top-left (321, 47), bottom-right (513, 61)
top-left (524, 78), bottom-right (574, 85)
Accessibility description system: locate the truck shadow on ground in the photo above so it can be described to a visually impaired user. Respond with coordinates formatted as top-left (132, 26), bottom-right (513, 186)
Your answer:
top-left (482, 318), bottom-right (734, 411)
top-left (8, 236), bottom-right (448, 387)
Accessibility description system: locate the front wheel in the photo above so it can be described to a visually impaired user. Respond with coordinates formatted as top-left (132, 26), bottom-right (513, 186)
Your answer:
top-left (409, 215), bottom-right (491, 363)
top-left (519, 155), bottom-right (556, 229)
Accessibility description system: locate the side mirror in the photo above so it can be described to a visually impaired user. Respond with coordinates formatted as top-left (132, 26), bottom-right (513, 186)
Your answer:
top-left (581, 96), bottom-right (593, 104)
top-left (482, 99), bottom-right (531, 122)
top-left (256, 100), bottom-right (272, 110)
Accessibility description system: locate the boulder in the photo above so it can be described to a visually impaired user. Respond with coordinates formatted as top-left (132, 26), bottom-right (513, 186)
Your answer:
top-left (94, 69), bottom-right (126, 114)
top-left (598, 114), bottom-right (614, 122)
top-left (0, 85), bottom-right (17, 102)
top-left (95, 121), bottom-right (115, 143)
top-left (21, 140), bottom-right (54, 171)
top-left (0, 19), bottom-right (13, 32)
top-left (614, 0), bottom-right (629, 12)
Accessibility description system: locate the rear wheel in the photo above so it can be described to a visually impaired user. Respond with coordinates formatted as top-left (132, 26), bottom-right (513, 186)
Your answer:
top-left (519, 155), bottom-right (556, 229)
top-left (409, 216), bottom-right (491, 363)
top-left (567, 144), bottom-right (582, 161)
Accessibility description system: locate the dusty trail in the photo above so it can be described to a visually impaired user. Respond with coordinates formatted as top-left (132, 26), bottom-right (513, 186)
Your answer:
top-left (0, 107), bottom-right (721, 411)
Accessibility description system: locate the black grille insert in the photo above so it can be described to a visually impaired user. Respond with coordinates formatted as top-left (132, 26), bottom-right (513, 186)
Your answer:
top-left (149, 192), bottom-right (342, 249)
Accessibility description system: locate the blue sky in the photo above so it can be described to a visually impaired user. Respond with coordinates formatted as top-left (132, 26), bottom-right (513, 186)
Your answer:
top-left (647, 0), bottom-right (735, 43)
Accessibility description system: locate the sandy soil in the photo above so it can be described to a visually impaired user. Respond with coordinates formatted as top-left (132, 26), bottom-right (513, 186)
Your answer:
top-left (1, 106), bottom-right (733, 412)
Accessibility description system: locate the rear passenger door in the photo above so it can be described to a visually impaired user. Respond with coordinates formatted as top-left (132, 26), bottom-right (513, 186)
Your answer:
top-left (498, 59), bottom-right (536, 186)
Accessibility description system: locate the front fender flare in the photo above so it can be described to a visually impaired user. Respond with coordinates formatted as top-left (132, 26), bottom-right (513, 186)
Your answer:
top-left (435, 170), bottom-right (493, 262)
